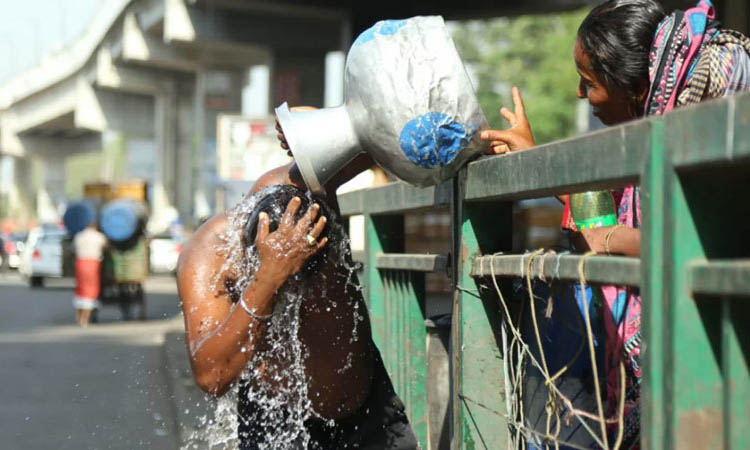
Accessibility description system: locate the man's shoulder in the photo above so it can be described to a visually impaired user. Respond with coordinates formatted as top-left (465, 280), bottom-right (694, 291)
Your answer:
top-left (177, 215), bottom-right (228, 273)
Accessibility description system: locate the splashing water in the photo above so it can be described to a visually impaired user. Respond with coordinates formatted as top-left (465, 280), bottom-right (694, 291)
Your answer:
top-left (183, 186), bottom-right (365, 450)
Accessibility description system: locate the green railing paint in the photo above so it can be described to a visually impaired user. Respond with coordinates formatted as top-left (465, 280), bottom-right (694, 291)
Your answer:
top-left (363, 214), bottom-right (429, 447)
top-left (641, 117), bottom-right (666, 450)
top-left (339, 92), bottom-right (750, 449)
top-left (689, 260), bottom-right (750, 296)
top-left (452, 188), bottom-right (512, 449)
top-left (472, 253), bottom-right (640, 286)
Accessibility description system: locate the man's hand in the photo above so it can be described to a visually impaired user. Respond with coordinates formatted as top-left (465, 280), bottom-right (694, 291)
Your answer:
top-left (480, 87), bottom-right (536, 154)
top-left (273, 106), bottom-right (377, 191)
top-left (255, 197), bottom-right (327, 284)
top-left (275, 106), bottom-right (318, 155)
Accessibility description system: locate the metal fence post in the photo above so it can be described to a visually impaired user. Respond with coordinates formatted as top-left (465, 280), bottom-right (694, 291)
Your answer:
top-left (641, 117), bottom-right (668, 449)
top-left (364, 214), bottom-right (404, 349)
top-left (655, 98), bottom-right (750, 449)
top-left (363, 214), bottom-right (428, 446)
top-left (452, 169), bottom-right (513, 449)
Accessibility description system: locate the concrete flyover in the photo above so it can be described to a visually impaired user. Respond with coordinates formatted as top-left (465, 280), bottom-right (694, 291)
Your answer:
top-left (1, 0), bottom-right (744, 230)
top-left (0, 0), bottom-right (350, 229)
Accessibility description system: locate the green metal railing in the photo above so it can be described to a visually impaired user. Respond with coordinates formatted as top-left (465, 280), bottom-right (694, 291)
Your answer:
top-left (338, 91), bottom-right (750, 449)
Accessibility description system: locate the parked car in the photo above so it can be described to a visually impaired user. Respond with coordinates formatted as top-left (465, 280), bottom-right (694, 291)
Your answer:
top-left (19, 225), bottom-right (70, 287)
top-left (4, 232), bottom-right (28, 269)
top-left (149, 232), bottom-right (182, 274)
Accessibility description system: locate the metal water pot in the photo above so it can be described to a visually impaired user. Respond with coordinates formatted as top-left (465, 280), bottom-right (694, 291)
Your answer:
top-left (275, 16), bottom-right (489, 194)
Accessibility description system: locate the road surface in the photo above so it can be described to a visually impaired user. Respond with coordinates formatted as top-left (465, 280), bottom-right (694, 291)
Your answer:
top-left (0, 273), bottom-right (183, 450)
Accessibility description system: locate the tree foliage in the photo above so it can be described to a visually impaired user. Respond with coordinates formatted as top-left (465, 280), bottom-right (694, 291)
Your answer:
top-left (451, 10), bottom-right (589, 145)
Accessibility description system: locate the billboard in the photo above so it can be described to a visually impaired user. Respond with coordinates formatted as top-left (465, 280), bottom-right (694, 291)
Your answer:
top-left (216, 115), bottom-right (290, 210)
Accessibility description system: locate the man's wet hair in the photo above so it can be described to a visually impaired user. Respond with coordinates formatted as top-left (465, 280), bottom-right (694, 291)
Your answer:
top-left (243, 185), bottom-right (333, 275)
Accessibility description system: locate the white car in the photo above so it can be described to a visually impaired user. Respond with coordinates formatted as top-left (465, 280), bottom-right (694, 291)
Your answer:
top-left (18, 225), bottom-right (69, 287)
top-left (149, 233), bottom-right (182, 274)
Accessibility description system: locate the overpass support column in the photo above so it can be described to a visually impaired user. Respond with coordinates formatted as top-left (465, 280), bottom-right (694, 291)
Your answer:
top-left (0, 155), bottom-right (33, 227)
top-left (12, 156), bottom-right (34, 226)
top-left (191, 69), bottom-right (244, 223)
top-left (36, 155), bottom-right (66, 223)
top-left (175, 82), bottom-right (194, 227)
top-left (152, 83), bottom-right (179, 232)
top-left (192, 70), bottom-right (210, 221)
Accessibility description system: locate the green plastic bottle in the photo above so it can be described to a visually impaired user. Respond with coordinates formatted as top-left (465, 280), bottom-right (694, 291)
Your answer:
top-left (570, 190), bottom-right (618, 229)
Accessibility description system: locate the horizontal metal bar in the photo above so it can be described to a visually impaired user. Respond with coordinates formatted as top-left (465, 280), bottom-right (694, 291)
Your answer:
top-left (690, 259), bottom-right (750, 297)
top-left (669, 92), bottom-right (750, 168)
top-left (338, 180), bottom-right (451, 216)
top-left (471, 252), bottom-right (640, 286)
top-left (375, 253), bottom-right (449, 273)
top-left (351, 250), bottom-right (366, 264)
top-left (463, 119), bottom-right (650, 202)
top-left (338, 93), bottom-right (749, 211)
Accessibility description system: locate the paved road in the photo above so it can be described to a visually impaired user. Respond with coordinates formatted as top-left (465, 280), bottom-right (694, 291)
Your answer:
top-left (0, 272), bottom-right (183, 450)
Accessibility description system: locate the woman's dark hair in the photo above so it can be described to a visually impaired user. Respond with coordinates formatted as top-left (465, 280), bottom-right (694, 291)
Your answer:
top-left (243, 185), bottom-right (332, 275)
top-left (578, 0), bottom-right (665, 112)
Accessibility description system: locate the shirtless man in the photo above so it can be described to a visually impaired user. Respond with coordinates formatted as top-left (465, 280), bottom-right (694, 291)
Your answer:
top-left (177, 152), bottom-right (418, 449)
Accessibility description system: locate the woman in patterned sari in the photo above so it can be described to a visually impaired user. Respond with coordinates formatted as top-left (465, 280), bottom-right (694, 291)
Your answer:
top-left (480, 0), bottom-right (750, 447)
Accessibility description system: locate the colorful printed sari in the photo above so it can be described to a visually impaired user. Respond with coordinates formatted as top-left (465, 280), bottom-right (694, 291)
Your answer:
top-left (563, 1), bottom-right (750, 447)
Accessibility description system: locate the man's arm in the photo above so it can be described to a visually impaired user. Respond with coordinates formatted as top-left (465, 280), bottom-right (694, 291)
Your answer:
top-left (177, 214), bottom-right (277, 396)
top-left (177, 197), bottom-right (327, 396)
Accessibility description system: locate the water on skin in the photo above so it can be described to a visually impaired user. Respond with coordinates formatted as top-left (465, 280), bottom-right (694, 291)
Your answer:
top-left (183, 187), bottom-right (363, 449)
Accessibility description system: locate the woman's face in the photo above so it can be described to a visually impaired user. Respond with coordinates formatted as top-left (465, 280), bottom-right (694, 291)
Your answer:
top-left (574, 38), bottom-right (637, 126)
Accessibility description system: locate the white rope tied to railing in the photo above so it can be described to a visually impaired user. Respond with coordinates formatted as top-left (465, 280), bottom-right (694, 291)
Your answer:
top-left (482, 249), bottom-right (630, 450)
top-left (578, 251), bottom-right (609, 450)
top-left (487, 251), bottom-right (608, 450)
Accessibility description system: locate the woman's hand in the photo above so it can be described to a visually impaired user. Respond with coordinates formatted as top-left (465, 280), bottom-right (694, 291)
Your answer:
top-left (575, 227), bottom-right (609, 253)
top-left (480, 87), bottom-right (536, 154)
top-left (573, 225), bottom-right (641, 257)
top-left (255, 197), bottom-right (328, 285)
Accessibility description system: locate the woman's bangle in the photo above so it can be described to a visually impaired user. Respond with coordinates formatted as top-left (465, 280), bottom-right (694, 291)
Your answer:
top-left (604, 224), bottom-right (624, 255)
top-left (239, 298), bottom-right (273, 321)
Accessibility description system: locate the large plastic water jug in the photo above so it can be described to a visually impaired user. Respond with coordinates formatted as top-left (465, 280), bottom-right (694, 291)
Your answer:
top-left (275, 16), bottom-right (489, 194)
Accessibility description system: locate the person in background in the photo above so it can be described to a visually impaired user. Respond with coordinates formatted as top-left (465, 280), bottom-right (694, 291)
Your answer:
top-left (73, 222), bottom-right (107, 327)
top-left (480, 0), bottom-right (750, 446)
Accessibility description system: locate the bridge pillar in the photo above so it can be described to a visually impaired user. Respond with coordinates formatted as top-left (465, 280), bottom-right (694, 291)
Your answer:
top-left (36, 155), bottom-right (66, 224)
top-left (0, 155), bottom-right (34, 228)
top-left (192, 68), bottom-right (245, 221)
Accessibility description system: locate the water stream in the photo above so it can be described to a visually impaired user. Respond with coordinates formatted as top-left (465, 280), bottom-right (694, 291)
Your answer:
top-left (183, 187), bottom-right (363, 450)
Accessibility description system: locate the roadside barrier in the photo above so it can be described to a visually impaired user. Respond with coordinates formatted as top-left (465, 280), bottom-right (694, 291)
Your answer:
top-left (338, 91), bottom-right (750, 449)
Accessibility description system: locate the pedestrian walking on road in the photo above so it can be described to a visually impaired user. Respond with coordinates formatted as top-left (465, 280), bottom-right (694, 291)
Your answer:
top-left (73, 223), bottom-right (107, 327)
